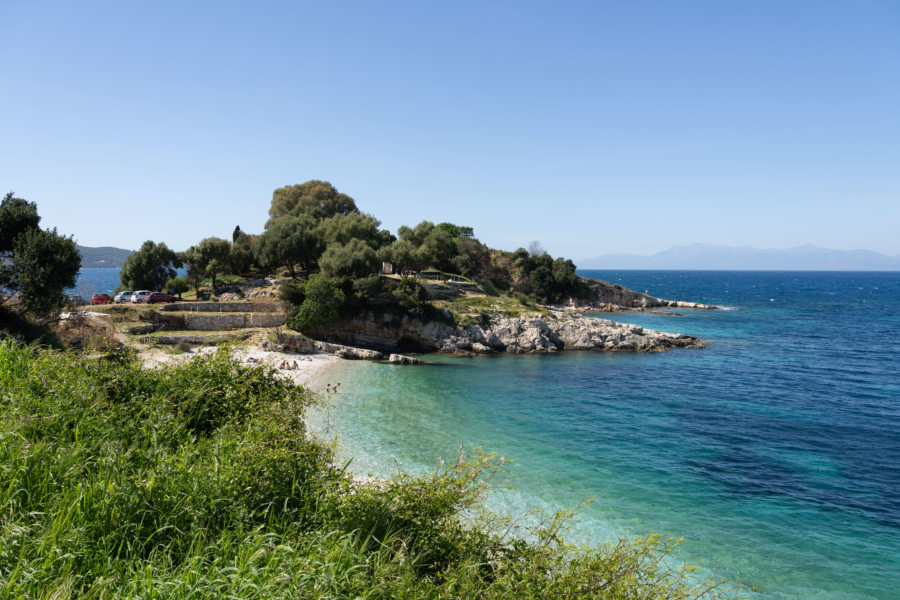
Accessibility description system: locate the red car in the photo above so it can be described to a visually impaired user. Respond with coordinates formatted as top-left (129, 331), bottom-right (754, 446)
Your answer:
top-left (91, 293), bottom-right (111, 305)
top-left (146, 292), bottom-right (176, 304)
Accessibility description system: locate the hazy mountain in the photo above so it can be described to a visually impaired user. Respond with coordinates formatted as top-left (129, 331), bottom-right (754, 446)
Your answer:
top-left (579, 244), bottom-right (900, 271)
top-left (77, 245), bottom-right (134, 268)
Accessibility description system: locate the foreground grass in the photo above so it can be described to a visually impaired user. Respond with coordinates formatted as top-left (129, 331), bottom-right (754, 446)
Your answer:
top-left (0, 340), bottom-right (733, 599)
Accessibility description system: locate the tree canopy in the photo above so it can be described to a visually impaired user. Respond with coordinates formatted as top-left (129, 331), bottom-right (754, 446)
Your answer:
top-left (254, 213), bottom-right (322, 279)
top-left (0, 192), bottom-right (41, 253)
top-left (268, 180), bottom-right (357, 224)
top-left (120, 241), bottom-right (182, 291)
top-left (180, 237), bottom-right (231, 293)
top-left (286, 274), bottom-right (346, 332)
top-left (318, 238), bottom-right (379, 281)
top-left (1, 193), bottom-right (80, 318)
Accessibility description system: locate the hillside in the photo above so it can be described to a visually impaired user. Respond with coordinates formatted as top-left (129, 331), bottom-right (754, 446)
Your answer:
top-left (580, 243), bottom-right (900, 271)
top-left (77, 245), bottom-right (133, 268)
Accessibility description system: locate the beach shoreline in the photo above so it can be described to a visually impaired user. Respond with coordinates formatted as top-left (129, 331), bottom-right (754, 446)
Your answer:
top-left (140, 344), bottom-right (347, 390)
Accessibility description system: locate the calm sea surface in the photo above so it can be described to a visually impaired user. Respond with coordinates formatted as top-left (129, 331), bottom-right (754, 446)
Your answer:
top-left (70, 268), bottom-right (123, 296)
top-left (308, 270), bottom-right (900, 600)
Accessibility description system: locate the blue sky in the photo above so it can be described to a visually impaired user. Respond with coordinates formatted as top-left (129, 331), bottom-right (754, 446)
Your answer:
top-left (2, 0), bottom-right (899, 260)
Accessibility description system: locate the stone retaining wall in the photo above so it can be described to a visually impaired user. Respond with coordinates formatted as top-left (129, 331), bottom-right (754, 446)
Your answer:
top-left (147, 311), bottom-right (285, 331)
top-left (162, 301), bottom-right (285, 313)
top-left (142, 332), bottom-right (252, 345)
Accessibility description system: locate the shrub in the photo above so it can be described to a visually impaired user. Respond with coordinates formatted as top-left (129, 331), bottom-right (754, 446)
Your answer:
top-left (393, 277), bottom-right (427, 313)
top-left (286, 274), bottom-right (346, 332)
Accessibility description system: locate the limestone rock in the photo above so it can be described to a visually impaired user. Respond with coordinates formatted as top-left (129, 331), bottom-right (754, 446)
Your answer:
top-left (388, 354), bottom-right (426, 365)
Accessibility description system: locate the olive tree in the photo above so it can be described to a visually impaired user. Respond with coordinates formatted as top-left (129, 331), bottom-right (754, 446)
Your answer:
top-left (268, 180), bottom-right (357, 224)
top-left (254, 212), bottom-right (322, 278)
top-left (181, 237), bottom-right (231, 294)
top-left (318, 238), bottom-right (379, 281)
top-left (120, 241), bottom-right (182, 291)
top-left (0, 192), bottom-right (80, 318)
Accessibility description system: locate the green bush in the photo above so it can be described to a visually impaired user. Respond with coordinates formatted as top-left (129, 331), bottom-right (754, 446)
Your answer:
top-left (393, 276), bottom-right (427, 313)
top-left (286, 274), bottom-right (346, 332)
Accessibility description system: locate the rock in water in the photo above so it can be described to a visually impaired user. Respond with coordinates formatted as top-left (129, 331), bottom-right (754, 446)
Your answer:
top-left (388, 354), bottom-right (426, 365)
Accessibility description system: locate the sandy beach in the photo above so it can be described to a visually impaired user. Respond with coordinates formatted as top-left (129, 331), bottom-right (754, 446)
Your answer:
top-left (140, 344), bottom-right (346, 392)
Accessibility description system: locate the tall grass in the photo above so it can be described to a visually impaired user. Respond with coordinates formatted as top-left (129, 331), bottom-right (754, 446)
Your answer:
top-left (0, 339), bottom-right (735, 598)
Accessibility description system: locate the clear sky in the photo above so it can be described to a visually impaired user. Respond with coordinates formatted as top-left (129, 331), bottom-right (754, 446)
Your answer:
top-left (2, 0), bottom-right (899, 260)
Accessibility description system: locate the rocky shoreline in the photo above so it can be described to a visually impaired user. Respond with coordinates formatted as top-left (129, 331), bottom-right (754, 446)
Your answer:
top-left (441, 312), bottom-right (703, 354)
top-left (298, 307), bottom-right (704, 358)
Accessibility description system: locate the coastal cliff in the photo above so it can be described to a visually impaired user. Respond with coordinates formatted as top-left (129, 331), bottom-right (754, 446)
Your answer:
top-left (309, 310), bottom-right (703, 355)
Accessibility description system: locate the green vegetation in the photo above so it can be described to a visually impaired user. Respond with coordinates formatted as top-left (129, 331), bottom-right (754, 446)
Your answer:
top-left (108, 179), bottom-right (598, 335)
top-left (286, 274), bottom-right (346, 331)
top-left (0, 341), bottom-right (731, 599)
top-left (436, 294), bottom-right (550, 326)
top-left (120, 240), bottom-right (182, 291)
top-left (0, 192), bottom-right (80, 321)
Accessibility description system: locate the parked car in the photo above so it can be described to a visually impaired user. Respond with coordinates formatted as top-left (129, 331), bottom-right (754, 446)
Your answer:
top-left (91, 293), bottom-right (111, 305)
top-left (131, 290), bottom-right (153, 303)
top-left (66, 294), bottom-right (86, 306)
top-left (114, 291), bottom-right (134, 303)
top-left (146, 292), bottom-right (176, 304)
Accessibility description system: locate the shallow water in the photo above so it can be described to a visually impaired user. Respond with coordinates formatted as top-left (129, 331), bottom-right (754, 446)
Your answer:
top-left (308, 271), bottom-right (900, 599)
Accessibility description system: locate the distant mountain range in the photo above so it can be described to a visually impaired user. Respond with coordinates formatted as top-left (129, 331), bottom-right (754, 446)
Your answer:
top-left (579, 244), bottom-right (900, 271)
top-left (77, 245), bottom-right (133, 269)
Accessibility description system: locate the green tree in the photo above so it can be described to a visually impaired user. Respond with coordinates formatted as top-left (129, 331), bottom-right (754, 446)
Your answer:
top-left (120, 241), bottom-right (182, 291)
top-left (529, 265), bottom-right (555, 302)
top-left (188, 237), bottom-right (231, 292)
top-left (180, 246), bottom-right (205, 297)
top-left (4, 227), bottom-right (80, 317)
top-left (318, 238), bottom-right (379, 281)
top-left (393, 276), bottom-right (426, 313)
top-left (286, 274), bottom-right (346, 332)
top-left (319, 211), bottom-right (391, 249)
top-left (254, 213), bottom-right (322, 278)
top-left (0, 192), bottom-right (41, 253)
top-left (165, 276), bottom-right (190, 299)
top-left (229, 232), bottom-right (254, 275)
top-left (0, 193), bottom-right (80, 319)
top-left (419, 228), bottom-right (458, 272)
top-left (268, 180), bottom-right (357, 224)
top-left (397, 220), bottom-right (435, 247)
top-left (380, 239), bottom-right (418, 276)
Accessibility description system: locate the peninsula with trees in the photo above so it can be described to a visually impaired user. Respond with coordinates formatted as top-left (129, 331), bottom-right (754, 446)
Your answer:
top-left (109, 180), bottom-right (714, 357)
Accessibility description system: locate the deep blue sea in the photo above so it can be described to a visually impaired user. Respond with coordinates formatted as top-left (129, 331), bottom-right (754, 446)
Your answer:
top-left (308, 270), bottom-right (900, 600)
top-left (69, 267), bottom-right (123, 296)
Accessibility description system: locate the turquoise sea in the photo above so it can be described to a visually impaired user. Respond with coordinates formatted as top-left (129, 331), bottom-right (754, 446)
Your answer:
top-left (308, 271), bottom-right (900, 600)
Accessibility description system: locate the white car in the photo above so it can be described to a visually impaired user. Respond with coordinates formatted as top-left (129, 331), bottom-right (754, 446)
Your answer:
top-left (114, 291), bottom-right (134, 303)
top-left (131, 290), bottom-right (153, 303)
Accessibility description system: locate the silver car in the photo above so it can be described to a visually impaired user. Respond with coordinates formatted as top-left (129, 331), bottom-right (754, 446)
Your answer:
top-left (114, 291), bottom-right (134, 303)
top-left (131, 290), bottom-right (153, 303)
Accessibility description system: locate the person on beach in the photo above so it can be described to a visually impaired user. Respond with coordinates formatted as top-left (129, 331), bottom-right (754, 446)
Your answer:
top-left (326, 384), bottom-right (331, 393)
top-left (333, 382), bottom-right (340, 393)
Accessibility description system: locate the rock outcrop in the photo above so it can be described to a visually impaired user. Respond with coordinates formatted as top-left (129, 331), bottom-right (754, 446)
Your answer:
top-left (440, 314), bottom-right (702, 354)
top-left (582, 279), bottom-right (717, 310)
top-left (269, 335), bottom-right (385, 360)
top-left (388, 353), bottom-right (427, 365)
top-left (309, 310), bottom-right (702, 355)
